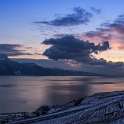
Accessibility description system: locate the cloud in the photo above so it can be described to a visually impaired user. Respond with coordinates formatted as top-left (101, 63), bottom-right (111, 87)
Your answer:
top-left (85, 31), bottom-right (113, 41)
top-left (53, 14), bottom-right (124, 49)
top-left (34, 7), bottom-right (93, 26)
top-left (42, 35), bottom-right (112, 65)
top-left (84, 14), bottom-right (124, 38)
top-left (81, 14), bottom-right (124, 50)
top-left (0, 44), bottom-right (32, 56)
top-left (100, 14), bottom-right (124, 34)
top-left (42, 35), bottom-right (124, 67)
top-left (35, 53), bottom-right (42, 55)
top-left (90, 7), bottom-right (102, 14)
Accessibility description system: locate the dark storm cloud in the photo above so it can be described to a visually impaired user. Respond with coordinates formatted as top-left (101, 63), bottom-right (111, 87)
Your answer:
top-left (0, 44), bottom-right (32, 56)
top-left (42, 35), bottom-right (111, 65)
top-left (34, 7), bottom-right (93, 26)
top-left (90, 7), bottom-right (102, 14)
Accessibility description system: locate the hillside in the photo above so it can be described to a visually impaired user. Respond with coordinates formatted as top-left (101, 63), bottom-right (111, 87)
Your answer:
top-left (0, 54), bottom-right (102, 76)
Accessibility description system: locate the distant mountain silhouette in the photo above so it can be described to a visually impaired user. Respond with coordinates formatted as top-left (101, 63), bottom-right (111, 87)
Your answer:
top-left (0, 54), bottom-right (103, 76)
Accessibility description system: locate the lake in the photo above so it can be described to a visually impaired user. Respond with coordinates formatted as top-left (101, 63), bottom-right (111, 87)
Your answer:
top-left (0, 76), bottom-right (124, 113)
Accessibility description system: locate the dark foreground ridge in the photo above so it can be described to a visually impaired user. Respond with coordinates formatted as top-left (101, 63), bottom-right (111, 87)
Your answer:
top-left (0, 54), bottom-right (103, 76)
top-left (1, 90), bottom-right (124, 124)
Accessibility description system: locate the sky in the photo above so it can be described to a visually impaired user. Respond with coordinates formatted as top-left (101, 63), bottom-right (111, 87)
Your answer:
top-left (1, 0), bottom-right (124, 74)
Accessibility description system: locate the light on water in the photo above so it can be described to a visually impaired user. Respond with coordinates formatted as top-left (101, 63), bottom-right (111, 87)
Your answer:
top-left (0, 76), bottom-right (124, 113)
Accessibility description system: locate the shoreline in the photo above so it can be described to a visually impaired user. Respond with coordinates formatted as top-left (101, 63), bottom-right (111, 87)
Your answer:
top-left (1, 90), bottom-right (124, 124)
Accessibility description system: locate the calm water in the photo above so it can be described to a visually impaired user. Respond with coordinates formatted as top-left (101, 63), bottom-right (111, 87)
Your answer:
top-left (0, 76), bottom-right (124, 113)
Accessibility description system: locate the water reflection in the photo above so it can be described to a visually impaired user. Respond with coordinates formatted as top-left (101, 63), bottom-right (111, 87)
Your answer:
top-left (46, 77), bottom-right (93, 105)
top-left (0, 76), bottom-right (124, 113)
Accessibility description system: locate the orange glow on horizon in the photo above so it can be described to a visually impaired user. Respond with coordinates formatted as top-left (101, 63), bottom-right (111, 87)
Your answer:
top-left (95, 54), bottom-right (124, 62)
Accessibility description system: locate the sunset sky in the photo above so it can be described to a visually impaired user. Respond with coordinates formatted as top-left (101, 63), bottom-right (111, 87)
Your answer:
top-left (1, 0), bottom-right (124, 71)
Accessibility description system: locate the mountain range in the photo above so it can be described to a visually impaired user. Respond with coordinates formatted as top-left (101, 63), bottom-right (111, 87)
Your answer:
top-left (0, 54), bottom-right (103, 76)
